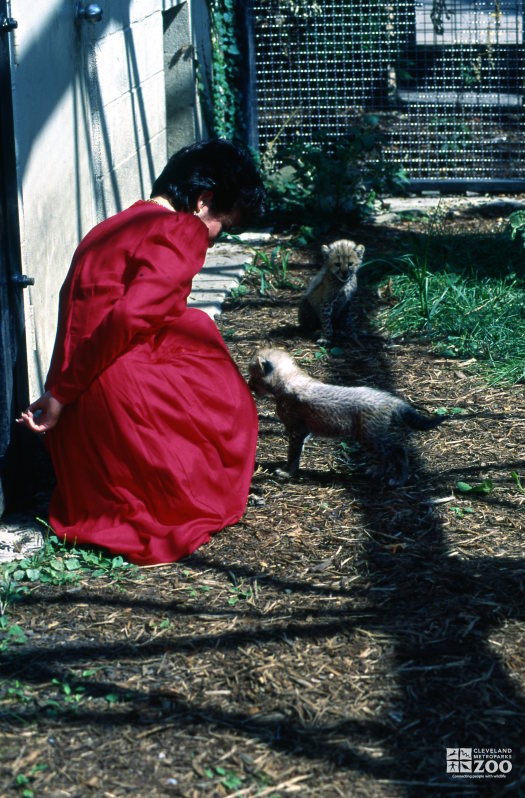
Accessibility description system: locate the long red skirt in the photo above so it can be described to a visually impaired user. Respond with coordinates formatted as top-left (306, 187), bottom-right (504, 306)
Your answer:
top-left (45, 309), bottom-right (258, 565)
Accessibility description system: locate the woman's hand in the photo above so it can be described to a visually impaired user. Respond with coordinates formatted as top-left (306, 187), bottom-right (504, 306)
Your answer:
top-left (16, 391), bottom-right (64, 434)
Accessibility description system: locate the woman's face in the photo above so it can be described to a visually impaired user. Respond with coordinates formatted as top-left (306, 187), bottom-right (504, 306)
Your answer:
top-left (195, 193), bottom-right (241, 246)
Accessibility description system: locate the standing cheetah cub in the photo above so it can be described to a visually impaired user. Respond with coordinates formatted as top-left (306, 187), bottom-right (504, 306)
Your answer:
top-left (298, 239), bottom-right (365, 343)
top-left (248, 348), bottom-right (448, 486)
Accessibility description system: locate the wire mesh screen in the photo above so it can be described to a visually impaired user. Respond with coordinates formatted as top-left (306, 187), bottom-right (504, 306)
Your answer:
top-left (249, 0), bottom-right (525, 188)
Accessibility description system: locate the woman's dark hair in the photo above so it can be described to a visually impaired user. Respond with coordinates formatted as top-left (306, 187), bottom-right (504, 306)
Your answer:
top-left (151, 139), bottom-right (266, 221)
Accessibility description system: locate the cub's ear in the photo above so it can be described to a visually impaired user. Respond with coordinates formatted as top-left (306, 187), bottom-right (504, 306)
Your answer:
top-left (355, 244), bottom-right (366, 264)
top-left (258, 356), bottom-right (274, 377)
top-left (321, 244), bottom-right (330, 257)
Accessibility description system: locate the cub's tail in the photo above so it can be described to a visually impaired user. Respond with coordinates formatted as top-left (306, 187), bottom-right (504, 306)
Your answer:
top-left (398, 405), bottom-right (449, 431)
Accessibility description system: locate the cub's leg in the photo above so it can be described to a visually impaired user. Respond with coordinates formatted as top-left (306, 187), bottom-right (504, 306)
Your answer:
top-left (334, 300), bottom-right (356, 341)
top-left (275, 423), bottom-right (310, 478)
top-left (360, 430), bottom-right (409, 487)
top-left (318, 300), bottom-right (335, 344)
top-left (381, 442), bottom-right (409, 486)
top-left (298, 297), bottom-right (319, 334)
top-left (332, 286), bottom-right (358, 341)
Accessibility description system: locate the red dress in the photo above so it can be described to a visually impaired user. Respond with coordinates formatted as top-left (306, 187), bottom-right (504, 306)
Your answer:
top-left (44, 201), bottom-right (258, 565)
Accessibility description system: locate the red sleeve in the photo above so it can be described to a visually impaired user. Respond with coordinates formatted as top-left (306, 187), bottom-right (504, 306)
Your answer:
top-left (46, 216), bottom-right (208, 405)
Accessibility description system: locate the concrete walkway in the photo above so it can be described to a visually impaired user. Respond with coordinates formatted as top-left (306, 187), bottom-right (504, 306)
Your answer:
top-left (188, 231), bottom-right (271, 317)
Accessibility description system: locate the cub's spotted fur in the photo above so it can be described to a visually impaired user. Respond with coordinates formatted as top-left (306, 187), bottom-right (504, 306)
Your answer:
top-left (298, 239), bottom-right (365, 343)
top-left (248, 348), bottom-right (448, 486)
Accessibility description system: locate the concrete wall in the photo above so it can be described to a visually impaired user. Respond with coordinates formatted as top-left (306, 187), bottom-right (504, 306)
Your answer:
top-left (9, 0), bottom-right (208, 401)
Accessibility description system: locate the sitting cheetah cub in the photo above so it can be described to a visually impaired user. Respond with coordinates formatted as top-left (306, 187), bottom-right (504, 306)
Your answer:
top-left (298, 239), bottom-right (365, 343)
top-left (248, 348), bottom-right (448, 486)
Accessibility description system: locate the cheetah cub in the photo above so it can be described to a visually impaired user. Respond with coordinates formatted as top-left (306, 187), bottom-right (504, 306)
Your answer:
top-left (248, 348), bottom-right (448, 486)
top-left (298, 239), bottom-right (365, 343)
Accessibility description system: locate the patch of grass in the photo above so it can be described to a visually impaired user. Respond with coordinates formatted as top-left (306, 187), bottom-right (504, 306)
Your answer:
top-left (247, 245), bottom-right (292, 293)
top-left (373, 210), bottom-right (525, 387)
top-left (365, 204), bottom-right (525, 383)
top-left (378, 268), bottom-right (524, 384)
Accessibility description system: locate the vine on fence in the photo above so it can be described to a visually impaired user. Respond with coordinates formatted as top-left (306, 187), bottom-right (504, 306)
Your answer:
top-left (207, 0), bottom-right (245, 140)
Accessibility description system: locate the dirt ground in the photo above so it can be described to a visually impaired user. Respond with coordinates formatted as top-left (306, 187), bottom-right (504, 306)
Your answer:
top-left (0, 207), bottom-right (524, 797)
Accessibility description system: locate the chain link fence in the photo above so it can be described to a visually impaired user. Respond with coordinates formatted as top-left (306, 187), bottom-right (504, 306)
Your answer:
top-left (249, 0), bottom-right (525, 190)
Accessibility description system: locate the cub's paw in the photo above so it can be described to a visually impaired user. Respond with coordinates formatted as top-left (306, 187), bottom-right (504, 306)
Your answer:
top-left (247, 492), bottom-right (266, 507)
top-left (274, 467), bottom-right (294, 480)
top-left (387, 475), bottom-right (408, 488)
top-left (365, 464), bottom-right (384, 480)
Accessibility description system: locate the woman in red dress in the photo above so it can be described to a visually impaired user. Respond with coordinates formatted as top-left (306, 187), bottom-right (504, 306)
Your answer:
top-left (17, 140), bottom-right (266, 565)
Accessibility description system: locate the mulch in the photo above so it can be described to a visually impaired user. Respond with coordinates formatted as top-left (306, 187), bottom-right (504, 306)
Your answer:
top-left (0, 210), bottom-right (524, 797)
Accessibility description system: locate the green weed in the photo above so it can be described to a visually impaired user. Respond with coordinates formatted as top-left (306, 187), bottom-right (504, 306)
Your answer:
top-left (52, 678), bottom-right (87, 708)
top-left (229, 283), bottom-right (250, 300)
top-left (456, 480), bottom-right (494, 495)
top-left (434, 407), bottom-right (467, 416)
top-left (227, 572), bottom-right (258, 605)
top-left (246, 245), bottom-right (295, 294)
top-left (450, 506), bottom-right (474, 518)
top-left (0, 618), bottom-right (27, 652)
top-left (13, 763), bottom-right (48, 797)
top-left (508, 210), bottom-right (525, 247)
top-left (204, 763), bottom-right (283, 797)
top-left (225, 238), bottom-right (300, 298)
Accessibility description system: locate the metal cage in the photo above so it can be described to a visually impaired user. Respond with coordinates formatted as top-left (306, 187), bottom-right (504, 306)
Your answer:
top-left (249, 0), bottom-right (525, 191)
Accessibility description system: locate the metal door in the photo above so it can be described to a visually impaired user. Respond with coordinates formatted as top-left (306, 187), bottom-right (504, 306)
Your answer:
top-left (0, 0), bottom-right (103, 513)
top-left (0, 1), bottom-right (28, 514)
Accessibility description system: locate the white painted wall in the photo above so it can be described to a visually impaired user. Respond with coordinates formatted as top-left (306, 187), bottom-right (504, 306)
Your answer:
top-left (9, 0), bottom-right (208, 400)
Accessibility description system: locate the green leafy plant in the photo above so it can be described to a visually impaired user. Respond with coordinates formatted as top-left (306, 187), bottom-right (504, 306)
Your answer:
top-left (228, 582), bottom-right (253, 605)
top-left (376, 207), bottom-right (525, 385)
top-left (13, 763), bottom-right (47, 797)
top-left (450, 506), bottom-right (474, 518)
top-left (52, 678), bottom-right (86, 708)
top-left (207, 0), bottom-right (245, 140)
top-left (0, 526), bottom-right (138, 592)
top-left (227, 572), bottom-right (257, 605)
top-left (263, 123), bottom-right (408, 228)
top-left (0, 578), bottom-right (28, 617)
top-left (229, 283), bottom-right (250, 300)
top-left (229, 242), bottom-right (298, 297)
top-left (0, 618), bottom-right (27, 652)
top-left (508, 210), bottom-right (525, 247)
top-left (204, 763), bottom-right (282, 796)
top-left (456, 480), bottom-right (494, 495)
top-left (247, 245), bottom-right (293, 292)
top-left (0, 526), bottom-right (139, 657)
top-left (6, 680), bottom-right (33, 704)
top-left (434, 407), bottom-right (467, 416)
